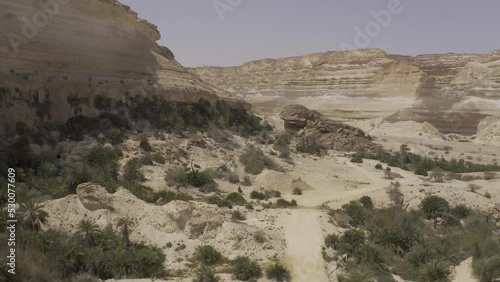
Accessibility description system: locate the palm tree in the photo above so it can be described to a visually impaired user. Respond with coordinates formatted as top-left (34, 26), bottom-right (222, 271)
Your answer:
top-left (117, 217), bottom-right (135, 248)
top-left (419, 259), bottom-right (451, 282)
top-left (19, 201), bottom-right (49, 231)
top-left (77, 219), bottom-right (101, 247)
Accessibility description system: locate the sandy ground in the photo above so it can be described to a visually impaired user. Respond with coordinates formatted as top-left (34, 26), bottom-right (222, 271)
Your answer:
top-left (453, 258), bottom-right (475, 282)
top-left (282, 208), bottom-right (330, 282)
top-left (45, 129), bottom-right (500, 282)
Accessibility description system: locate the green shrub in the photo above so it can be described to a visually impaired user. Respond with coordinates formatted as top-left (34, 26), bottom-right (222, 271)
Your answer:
top-left (228, 173), bottom-right (240, 184)
top-left (359, 196), bottom-right (374, 209)
top-left (342, 201), bottom-right (367, 227)
top-left (265, 190), bottom-right (282, 198)
top-left (415, 167), bottom-right (429, 176)
top-left (443, 214), bottom-right (461, 227)
top-left (123, 159), bottom-right (144, 182)
top-left (351, 156), bottom-right (363, 163)
top-left (419, 259), bottom-right (451, 282)
top-left (193, 245), bottom-right (223, 266)
top-left (292, 187), bottom-right (303, 195)
top-left (253, 231), bottom-right (266, 243)
top-left (420, 195), bottom-right (450, 220)
top-left (207, 196), bottom-right (233, 209)
top-left (339, 229), bottom-right (366, 255)
top-left (325, 234), bottom-right (340, 249)
top-left (231, 210), bottom-right (246, 221)
top-left (241, 176), bottom-right (252, 186)
top-left (186, 170), bottom-right (215, 188)
top-left (275, 199), bottom-right (297, 208)
top-left (407, 243), bottom-right (436, 267)
top-left (225, 192), bottom-right (247, 205)
top-left (296, 137), bottom-right (322, 156)
top-left (266, 263), bottom-right (290, 282)
top-left (273, 133), bottom-right (292, 159)
top-left (139, 135), bottom-right (152, 151)
top-left (239, 146), bottom-right (278, 175)
top-left (228, 109), bottom-right (269, 137)
top-left (473, 254), bottom-right (500, 282)
top-left (340, 266), bottom-right (374, 282)
top-left (375, 163), bottom-right (384, 170)
top-left (151, 153), bottom-right (166, 164)
top-left (153, 190), bottom-right (192, 204)
top-left (451, 204), bottom-right (471, 219)
top-left (231, 256), bottom-right (262, 281)
top-left (194, 266), bottom-right (221, 282)
top-left (250, 191), bottom-right (266, 200)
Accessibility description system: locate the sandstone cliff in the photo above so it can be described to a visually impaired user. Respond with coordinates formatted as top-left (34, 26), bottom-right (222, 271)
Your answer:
top-left (0, 0), bottom-right (248, 139)
top-left (192, 49), bottom-right (500, 134)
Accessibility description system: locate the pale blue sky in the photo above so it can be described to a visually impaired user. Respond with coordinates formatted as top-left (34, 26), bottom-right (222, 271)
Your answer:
top-left (119, 1), bottom-right (500, 67)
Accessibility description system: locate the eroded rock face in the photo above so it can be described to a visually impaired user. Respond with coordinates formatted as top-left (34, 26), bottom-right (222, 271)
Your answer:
top-left (0, 0), bottom-right (249, 139)
top-left (279, 104), bottom-right (323, 132)
top-left (192, 49), bottom-right (500, 134)
top-left (476, 116), bottom-right (500, 145)
top-left (76, 183), bottom-right (113, 211)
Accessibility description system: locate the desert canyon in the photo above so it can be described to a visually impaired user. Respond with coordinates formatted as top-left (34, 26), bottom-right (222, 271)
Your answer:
top-left (0, 1), bottom-right (499, 282)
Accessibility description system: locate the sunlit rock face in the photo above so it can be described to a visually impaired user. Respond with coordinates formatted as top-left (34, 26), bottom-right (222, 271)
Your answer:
top-left (0, 0), bottom-right (248, 139)
top-left (192, 49), bottom-right (500, 134)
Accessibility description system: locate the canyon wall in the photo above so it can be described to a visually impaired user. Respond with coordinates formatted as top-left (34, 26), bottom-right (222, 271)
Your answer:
top-left (0, 0), bottom-right (248, 139)
top-left (192, 49), bottom-right (500, 134)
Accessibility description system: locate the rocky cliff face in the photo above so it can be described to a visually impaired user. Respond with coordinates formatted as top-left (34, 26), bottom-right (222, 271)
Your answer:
top-left (192, 49), bottom-right (500, 134)
top-left (0, 0), bottom-right (248, 139)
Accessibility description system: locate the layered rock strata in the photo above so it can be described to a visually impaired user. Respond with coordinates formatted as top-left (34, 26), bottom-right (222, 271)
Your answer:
top-left (193, 49), bottom-right (500, 134)
top-left (0, 0), bottom-right (249, 140)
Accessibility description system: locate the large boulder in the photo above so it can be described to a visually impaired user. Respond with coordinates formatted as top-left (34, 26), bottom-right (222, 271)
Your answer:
top-left (279, 104), bottom-right (323, 132)
top-left (76, 183), bottom-right (114, 211)
top-left (280, 104), bottom-right (380, 152)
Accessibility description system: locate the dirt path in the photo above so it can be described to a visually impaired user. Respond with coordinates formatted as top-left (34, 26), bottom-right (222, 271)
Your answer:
top-left (283, 208), bottom-right (330, 282)
top-left (453, 257), bottom-right (476, 282)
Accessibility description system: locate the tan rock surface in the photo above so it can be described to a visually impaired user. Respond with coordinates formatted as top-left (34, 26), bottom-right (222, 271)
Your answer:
top-left (476, 115), bottom-right (500, 145)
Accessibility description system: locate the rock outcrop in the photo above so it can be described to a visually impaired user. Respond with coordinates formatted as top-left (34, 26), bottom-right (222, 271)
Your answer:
top-left (192, 49), bottom-right (500, 134)
top-left (279, 104), bottom-right (323, 131)
top-left (76, 183), bottom-right (114, 211)
top-left (280, 104), bottom-right (379, 152)
top-left (43, 185), bottom-right (285, 269)
top-left (0, 0), bottom-right (249, 140)
top-left (476, 116), bottom-right (500, 145)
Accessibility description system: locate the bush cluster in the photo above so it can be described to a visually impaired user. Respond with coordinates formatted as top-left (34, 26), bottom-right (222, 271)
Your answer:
top-left (325, 195), bottom-right (497, 282)
top-left (239, 146), bottom-right (279, 175)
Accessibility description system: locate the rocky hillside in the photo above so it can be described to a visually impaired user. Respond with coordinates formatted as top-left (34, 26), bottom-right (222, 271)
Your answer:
top-left (0, 0), bottom-right (248, 140)
top-left (192, 49), bottom-right (500, 134)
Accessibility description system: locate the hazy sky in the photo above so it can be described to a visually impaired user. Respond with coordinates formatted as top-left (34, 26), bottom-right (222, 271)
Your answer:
top-left (119, 0), bottom-right (500, 67)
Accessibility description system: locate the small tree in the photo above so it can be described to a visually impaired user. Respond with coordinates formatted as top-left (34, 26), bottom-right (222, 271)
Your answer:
top-left (76, 219), bottom-right (101, 247)
top-left (117, 217), bottom-right (136, 248)
top-left (419, 195), bottom-right (450, 229)
top-left (19, 201), bottom-right (49, 231)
